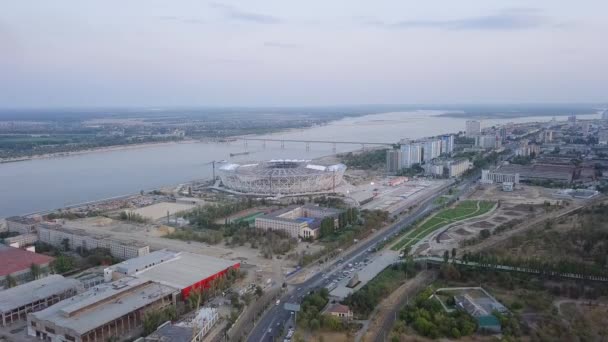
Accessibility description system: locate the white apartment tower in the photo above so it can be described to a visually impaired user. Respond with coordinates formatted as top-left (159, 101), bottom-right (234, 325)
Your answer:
top-left (400, 143), bottom-right (422, 168)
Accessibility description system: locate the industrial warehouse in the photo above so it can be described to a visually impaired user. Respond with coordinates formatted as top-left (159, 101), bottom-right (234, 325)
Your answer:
top-left (109, 250), bottom-right (240, 299)
top-left (0, 275), bottom-right (81, 326)
top-left (27, 277), bottom-right (178, 342)
top-left (217, 159), bottom-right (346, 195)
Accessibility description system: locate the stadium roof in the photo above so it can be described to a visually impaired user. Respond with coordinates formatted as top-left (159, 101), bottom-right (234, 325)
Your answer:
top-left (0, 275), bottom-right (81, 313)
top-left (0, 245), bottom-right (54, 277)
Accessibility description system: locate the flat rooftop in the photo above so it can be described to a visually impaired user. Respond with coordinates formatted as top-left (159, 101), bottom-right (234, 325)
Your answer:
top-left (0, 245), bottom-right (55, 277)
top-left (121, 252), bottom-right (239, 290)
top-left (0, 275), bottom-right (81, 313)
top-left (30, 277), bottom-right (177, 335)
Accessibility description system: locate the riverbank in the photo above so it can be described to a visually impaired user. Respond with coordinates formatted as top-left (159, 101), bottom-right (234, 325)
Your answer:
top-left (0, 139), bottom-right (202, 164)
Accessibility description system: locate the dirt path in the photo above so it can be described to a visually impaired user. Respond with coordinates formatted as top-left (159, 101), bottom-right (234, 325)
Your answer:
top-left (358, 270), bottom-right (437, 342)
top-left (462, 201), bottom-right (596, 254)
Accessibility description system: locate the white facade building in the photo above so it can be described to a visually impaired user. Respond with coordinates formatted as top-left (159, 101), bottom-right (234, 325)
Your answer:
top-left (400, 143), bottom-right (422, 168)
top-left (422, 140), bottom-right (441, 162)
top-left (481, 169), bottom-right (520, 184)
top-left (440, 135), bottom-right (454, 155)
top-left (37, 223), bottom-right (149, 260)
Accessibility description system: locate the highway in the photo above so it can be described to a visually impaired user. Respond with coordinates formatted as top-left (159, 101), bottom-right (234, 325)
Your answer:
top-left (247, 175), bottom-right (479, 342)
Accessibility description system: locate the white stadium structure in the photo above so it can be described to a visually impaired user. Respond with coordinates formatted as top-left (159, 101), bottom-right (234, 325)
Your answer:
top-left (217, 160), bottom-right (347, 195)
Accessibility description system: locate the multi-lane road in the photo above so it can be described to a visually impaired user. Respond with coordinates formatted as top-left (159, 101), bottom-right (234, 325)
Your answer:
top-left (248, 175), bottom-right (479, 342)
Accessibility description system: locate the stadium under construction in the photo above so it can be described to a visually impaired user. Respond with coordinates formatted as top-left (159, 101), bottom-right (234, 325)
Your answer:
top-left (217, 159), bottom-right (346, 196)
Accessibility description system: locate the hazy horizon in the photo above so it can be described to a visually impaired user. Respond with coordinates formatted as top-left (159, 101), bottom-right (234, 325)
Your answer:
top-left (1, 1), bottom-right (607, 107)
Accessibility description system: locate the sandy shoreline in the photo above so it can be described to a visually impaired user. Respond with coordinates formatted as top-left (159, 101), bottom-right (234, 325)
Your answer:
top-left (0, 139), bottom-right (207, 164)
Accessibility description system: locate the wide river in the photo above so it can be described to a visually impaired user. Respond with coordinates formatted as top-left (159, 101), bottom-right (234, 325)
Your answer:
top-left (0, 110), bottom-right (599, 217)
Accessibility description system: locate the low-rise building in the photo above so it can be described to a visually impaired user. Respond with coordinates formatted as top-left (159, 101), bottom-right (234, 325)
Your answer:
top-left (323, 303), bottom-right (353, 321)
top-left (447, 159), bottom-right (471, 178)
top-left (481, 169), bottom-right (520, 184)
top-left (110, 250), bottom-right (240, 300)
top-left (5, 216), bottom-right (39, 234)
top-left (28, 277), bottom-right (179, 342)
top-left (0, 245), bottom-right (54, 289)
top-left (142, 307), bottom-right (219, 342)
top-left (255, 204), bottom-right (343, 239)
top-left (37, 223), bottom-right (149, 260)
top-left (0, 275), bottom-right (81, 326)
top-left (4, 233), bottom-right (39, 248)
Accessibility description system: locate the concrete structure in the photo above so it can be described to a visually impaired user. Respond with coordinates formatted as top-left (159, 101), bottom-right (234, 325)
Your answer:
top-left (4, 233), bottom-right (39, 248)
top-left (0, 275), bottom-right (81, 326)
top-left (111, 250), bottom-right (240, 300)
top-left (502, 182), bottom-right (514, 192)
top-left (497, 164), bottom-right (574, 184)
top-left (385, 149), bottom-right (402, 173)
top-left (424, 163), bottom-right (444, 177)
top-left (37, 223), bottom-right (149, 260)
top-left (422, 139), bottom-right (441, 161)
top-left (447, 159), bottom-right (471, 178)
top-left (0, 245), bottom-right (54, 289)
top-left (323, 303), bottom-right (353, 321)
top-left (515, 143), bottom-right (541, 157)
top-left (5, 216), bottom-right (39, 234)
top-left (218, 160), bottom-right (346, 195)
top-left (476, 135), bottom-right (499, 149)
top-left (143, 307), bottom-right (219, 342)
top-left (481, 169), bottom-right (520, 185)
top-left (255, 204), bottom-right (343, 239)
top-left (400, 143), bottom-right (422, 168)
top-left (543, 130), bottom-right (554, 143)
top-left (440, 135), bottom-right (454, 155)
top-left (465, 120), bottom-right (481, 137)
top-left (28, 277), bottom-right (178, 342)
top-left (599, 130), bottom-right (608, 145)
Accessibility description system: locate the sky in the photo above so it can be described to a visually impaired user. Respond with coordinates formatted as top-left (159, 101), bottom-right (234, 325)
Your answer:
top-left (0, 0), bottom-right (607, 107)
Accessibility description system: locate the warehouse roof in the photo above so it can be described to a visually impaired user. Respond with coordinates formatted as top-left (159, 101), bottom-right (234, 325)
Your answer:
top-left (30, 277), bottom-right (177, 335)
top-left (131, 252), bottom-right (238, 290)
top-left (0, 275), bottom-right (80, 313)
top-left (0, 245), bottom-right (54, 277)
top-left (114, 249), bottom-right (177, 275)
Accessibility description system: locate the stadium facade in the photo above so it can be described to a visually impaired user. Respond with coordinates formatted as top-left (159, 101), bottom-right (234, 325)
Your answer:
top-left (218, 160), bottom-right (346, 195)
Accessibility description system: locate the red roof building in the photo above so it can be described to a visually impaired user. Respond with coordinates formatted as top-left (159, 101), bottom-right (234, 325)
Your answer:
top-left (0, 245), bottom-right (54, 288)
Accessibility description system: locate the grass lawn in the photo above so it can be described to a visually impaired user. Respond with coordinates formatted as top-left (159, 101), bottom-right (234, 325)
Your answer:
top-left (391, 200), bottom-right (495, 251)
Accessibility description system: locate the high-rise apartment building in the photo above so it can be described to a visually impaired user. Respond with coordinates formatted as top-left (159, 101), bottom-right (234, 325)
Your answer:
top-left (400, 143), bottom-right (422, 168)
top-left (465, 120), bottom-right (481, 137)
top-left (440, 135), bottom-right (454, 155)
top-left (422, 140), bottom-right (441, 162)
top-left (386, 149), bottom-right (402, 173)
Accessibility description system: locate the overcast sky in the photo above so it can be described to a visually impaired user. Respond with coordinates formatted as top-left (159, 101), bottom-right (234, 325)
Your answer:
top-left (1, 1), bottom-right (606, 107)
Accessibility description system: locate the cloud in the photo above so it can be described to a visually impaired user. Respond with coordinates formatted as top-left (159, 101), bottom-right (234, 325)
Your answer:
top-left (264, 41), bottom-right (296, 48)
top-left (369, 8), bottom-right (550, 31)
top-left (210, 3), bottom-right (281, 24)
top-left (156, 15), bottom-right (205, 24)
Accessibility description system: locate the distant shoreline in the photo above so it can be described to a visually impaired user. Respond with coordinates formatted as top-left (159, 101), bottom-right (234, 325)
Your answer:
top-left (438, 110), bottom-right (601, 119)
top-left (0, 140), bottom-right (200, 164)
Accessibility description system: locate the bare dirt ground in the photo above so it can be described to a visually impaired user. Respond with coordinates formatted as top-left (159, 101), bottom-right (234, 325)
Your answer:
top-left (418, 183), bottom-right (591, 257)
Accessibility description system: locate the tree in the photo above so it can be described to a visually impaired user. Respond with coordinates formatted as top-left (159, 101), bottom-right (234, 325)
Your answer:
top-left (30, 263), bottom-right (41, 280)
top-left (61, 238), bottom-right (70, 251)
top-left (5, 274), bottom-right (17, 288)
top-left (255, 285), bottom-right (264, 297)
top-left (451, 248), bottom-right (457, 261)
top-left (51, 255), bottom-right (75, 274)
top-left (443, 250), bottom-right (450, 264)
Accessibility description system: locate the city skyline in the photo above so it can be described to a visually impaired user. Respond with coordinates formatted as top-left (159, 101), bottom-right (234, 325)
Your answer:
top-left (1, 0), bottom-right (607, 107)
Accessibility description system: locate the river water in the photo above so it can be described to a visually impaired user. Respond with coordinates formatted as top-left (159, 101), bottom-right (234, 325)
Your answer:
top-left (0, 110), bottom-right (599, 217)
